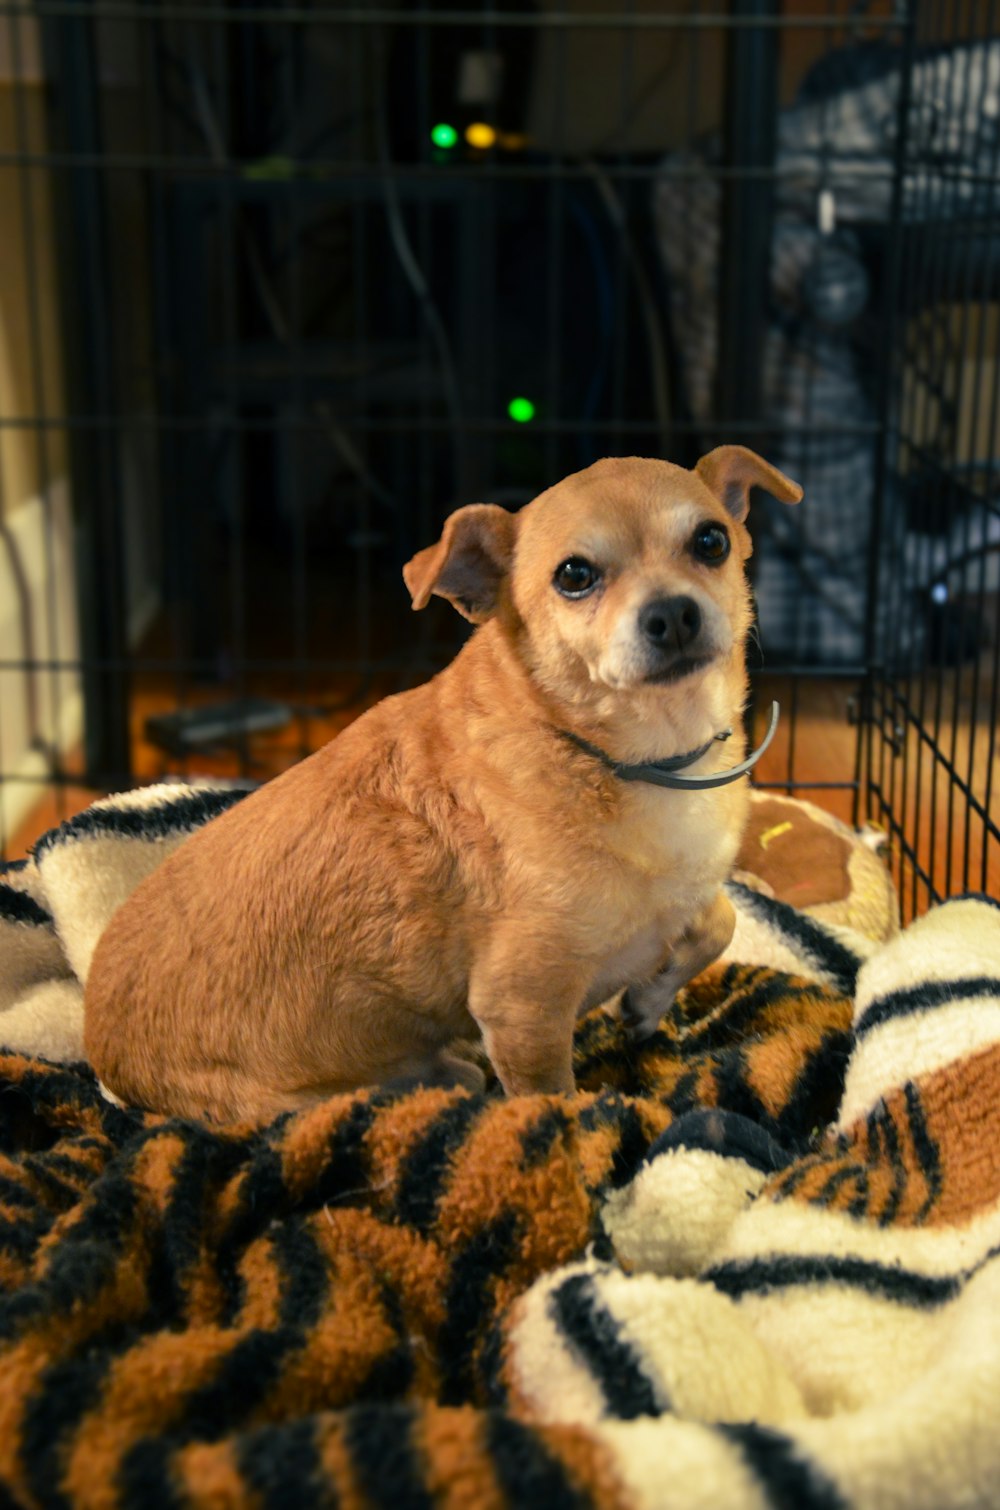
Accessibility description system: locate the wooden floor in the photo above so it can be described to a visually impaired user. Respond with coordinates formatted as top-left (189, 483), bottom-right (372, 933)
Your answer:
top-left (7, 655), bottom-right (997, 921)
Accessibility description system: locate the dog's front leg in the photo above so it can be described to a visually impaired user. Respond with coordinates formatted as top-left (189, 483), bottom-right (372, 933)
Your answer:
top-left (468, 933), bottom-right (590, 1096)
top-left (622, 889), bottom-right (735, 1042)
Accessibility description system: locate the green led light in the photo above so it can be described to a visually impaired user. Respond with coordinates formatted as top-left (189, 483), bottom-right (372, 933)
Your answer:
top-left (430, 122), bottom-right (458, 150)
top-left (507, 396), bottom-right (536, 423)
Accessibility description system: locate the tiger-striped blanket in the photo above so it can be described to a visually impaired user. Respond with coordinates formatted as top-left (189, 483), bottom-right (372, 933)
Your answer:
top-left (0, 786), bottom-right (997, 1508)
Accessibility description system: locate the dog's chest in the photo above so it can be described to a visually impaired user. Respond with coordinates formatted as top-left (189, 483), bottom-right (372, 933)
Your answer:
top-left (580, 786), bottom-right (741, 1006)
top-left (610, 782), bottom-right (739, 888)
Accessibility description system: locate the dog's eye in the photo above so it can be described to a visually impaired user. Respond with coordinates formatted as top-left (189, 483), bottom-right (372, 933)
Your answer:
top-left (692, 524), bottom-right (730, 564)
top-left (553, 557), bottom-right (601, 598)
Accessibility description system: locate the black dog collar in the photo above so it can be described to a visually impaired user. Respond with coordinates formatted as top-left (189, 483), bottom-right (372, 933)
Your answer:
top-left (559, 700), bottom-right (780, 791)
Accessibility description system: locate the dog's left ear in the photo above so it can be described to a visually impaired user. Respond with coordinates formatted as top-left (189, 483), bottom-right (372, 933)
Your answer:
top-left (403, 503), bottom-right (516, 624)
top-left (695, 446), bottom-right (802, 524)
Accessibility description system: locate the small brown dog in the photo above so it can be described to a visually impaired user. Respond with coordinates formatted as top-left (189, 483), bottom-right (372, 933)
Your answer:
top-left (84, 447), bottom-right (801, 1122)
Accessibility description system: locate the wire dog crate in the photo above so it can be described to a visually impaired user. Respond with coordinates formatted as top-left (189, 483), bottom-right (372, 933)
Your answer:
top-left (0, 1), bottom-right (996, 918)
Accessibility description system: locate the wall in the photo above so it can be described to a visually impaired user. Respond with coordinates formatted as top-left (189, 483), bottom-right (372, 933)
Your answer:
top-left (524, 0), bottom-right (865, 158)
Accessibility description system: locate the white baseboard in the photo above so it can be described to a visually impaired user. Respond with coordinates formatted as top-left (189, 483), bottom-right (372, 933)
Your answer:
top-left (1, 478), bottom-right (164, 848)
top-left (0, 480), bottom-right (82, 844)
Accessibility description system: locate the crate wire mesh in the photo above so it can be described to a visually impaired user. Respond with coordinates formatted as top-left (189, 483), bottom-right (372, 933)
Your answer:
top-left (865, 7), bottom-right (1000, 913)
top-left (0, 1), bottom-right (996, 914)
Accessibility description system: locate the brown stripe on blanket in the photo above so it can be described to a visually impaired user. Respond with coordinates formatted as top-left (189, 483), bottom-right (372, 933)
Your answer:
top-left (486, 1412), bottom-right (625, 1510)
top-left (534, 1419), bottom-right (635, 1510)
top-left (231, 1230), bottom-right (286, 1332)
top-left (675, 962), bottom-right (776, 1033)
top-left (313, 1206), bottom-right (447, 1400)
top-left (435, 1094), bottom-right (593, 1259)
top-left (768, 1042), bottom-right (1000, 1228)
top-left (61, 1331), bottom-right (237, 1507)
top-left (131, 1129), bottom-right (194, 1217)
top-left (366, 1085), bottom-right (477, 1212)
top-left (279, 1209), bottom-right (435, 1411)
top-left (0, 1340), bottom-right (52, 1502)
top-left (279, 1091), bottom-right (384, 1205)
top-left (575, 1094), bottom-right (672, 1192)
top-left (917, 1042), bottom-right (1000, 1227)
top-left (206, 1404), bottom-right (635, 1510)
top-left (614, 1047), bottom-right (694, 1106)
top-left (320, 1199), bottom-right (448, 1324)
top-left (691, 1058), bottom-right (726, 1113)
top-left (174, 1438), bottom-right (253, 1510)
top-left (743, 1014), bottom-right (847, 1125)
top-left (0, 1250), bottom-right (27, 1292)
top-left (315, 1408), bottom-right (374, 1510)
top-left (214, 1156), bottom-right (259, 1243)
top-left (420, 1406), bottom-right (509, 1510)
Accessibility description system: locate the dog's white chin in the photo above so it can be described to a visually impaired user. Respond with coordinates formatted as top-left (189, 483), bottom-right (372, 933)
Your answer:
top-left (592, 650), bottom-right (718, 692)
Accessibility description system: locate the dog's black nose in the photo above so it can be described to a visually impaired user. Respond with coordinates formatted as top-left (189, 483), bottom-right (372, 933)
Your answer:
top-left (639, 595), bottom-right (702, 652)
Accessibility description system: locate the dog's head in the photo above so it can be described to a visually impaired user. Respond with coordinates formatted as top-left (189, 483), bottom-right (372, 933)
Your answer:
top-left (404, 447), bottom-right (801, 716)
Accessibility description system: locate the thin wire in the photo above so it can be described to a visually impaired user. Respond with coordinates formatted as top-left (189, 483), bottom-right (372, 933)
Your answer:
top-left (370, 29), bottom-right (464, 493)
top-left (0, 412), bottom-right (883, 437)
top-left (581, 159), bottom-right (671, 452)
top-left (0, 4), bottom-right (909, 28)
top-left (0, 149), bottom-right (899, 183)
top-left (183, 48), bottom-right (405, 520)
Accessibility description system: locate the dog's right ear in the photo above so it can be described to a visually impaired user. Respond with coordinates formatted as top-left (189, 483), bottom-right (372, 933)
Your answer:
top-left (403, 504), bottom-right (516, 624)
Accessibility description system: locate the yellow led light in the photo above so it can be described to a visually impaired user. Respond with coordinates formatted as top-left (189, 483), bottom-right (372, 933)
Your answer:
top-left (465, 121), bottom-right (497, 149)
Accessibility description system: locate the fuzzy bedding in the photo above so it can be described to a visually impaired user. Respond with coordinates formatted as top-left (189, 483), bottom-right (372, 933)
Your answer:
top-left (0, 785), bottom-right (998, 1509)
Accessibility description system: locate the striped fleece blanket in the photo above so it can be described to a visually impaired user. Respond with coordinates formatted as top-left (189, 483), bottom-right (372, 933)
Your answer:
top-left (1, 786), bottom-right (998, 1509)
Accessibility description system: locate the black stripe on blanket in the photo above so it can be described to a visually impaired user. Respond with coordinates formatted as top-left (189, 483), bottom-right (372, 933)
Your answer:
top-left (719, 1423), bottom-right (848, 1510)
top-left (904, 1082), bottom-right (943, 1222)
top-left (395, 1096), bottom-right (482, 1233)
top-left (439, 1211), bottom-right (520, 1405)
top-left (0, 886), bottom-right (51, 928)
top-left (118, 1439), bottom-right (187, 1510)
top-left (707, 1253), bottom-right (962, 1308)
top-left (487, 1414), bottom-right (592, 1510)
top-left (345, 1404), bottom-right (435, 1510)
top-left (727, 883), bottom-right (862, 995)
top-left (32, 788), bottom-right (252, 855)
top-left (645, 1110), bottom-right (793, 1176)
top-left (22, 1351), bottom-right (120, 1510)
top-left (237, 1418), bottom-right (327, 1510)
top-left (855, 976), bottom-right (1000, 1038)
top-left (548, 1272), bottom-right (663, 1419)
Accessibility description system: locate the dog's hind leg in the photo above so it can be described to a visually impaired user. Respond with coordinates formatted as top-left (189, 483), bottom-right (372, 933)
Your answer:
top-left (379, 1047), bottom-right (486, 1094)
top-left (621, 889), bottom-right (736, 1042)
